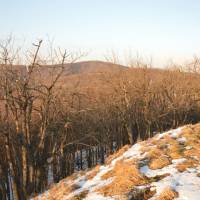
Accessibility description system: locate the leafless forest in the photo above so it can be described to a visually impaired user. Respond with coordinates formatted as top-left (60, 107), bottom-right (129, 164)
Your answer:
top-left (1, 38), bottom-right (200, 199)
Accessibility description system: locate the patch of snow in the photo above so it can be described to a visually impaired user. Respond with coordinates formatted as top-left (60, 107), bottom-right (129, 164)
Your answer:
top-left (84, 192), bottom-right (114, 200)
top-left (64, 165), bottom-right (113, 199)
top-left (170, 127), bottom-right (183, 139)
top-left (156, 126), bottom-right (184, 140)
top-left (123, 143), bottom-right (142, 159)
top-left (140, 158), bottom-right (200, 200)
top-left (47, 157), bottom-right (53, 163)
top-left (110, 156), bottom-right (123, 166)
top-left (185, 146), bottom-right (192, 150)
top-left (156, 132), bottom-right (169, 140)
top-left (47, 164), bottom-right (54, 186)
top-left (186, 168), bottom-right (196, 173)
top-left (111, 143), bottom-right (143, 166)
top-left (171, 158), bottom-right (187, 165)
top-left (177, 137), bottom-right (187, 144)
top-left (83, 166), bottom-right (113, 189)
top-left (149, 169), bottom-right (200, 200)
top-left (65, 141), bottom-right (145, 199)
top-left (135, 185), bottom-right (150, 190)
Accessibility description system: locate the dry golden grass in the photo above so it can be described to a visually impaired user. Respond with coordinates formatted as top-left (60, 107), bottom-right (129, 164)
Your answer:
top-left (98, 160), bottom-right (146, 196)
top-left (176, 158), bottom-right (199, 172)
top-left (148, 135), bottom-right (177, 155)
top-left (143, 145), bottom-right (171, 170)
top-left (184, 146), bottom-right (200, 158)
top-left (127, 186), bottom-right (156, 200)
top-left (49, 183), bottom-right (80, 200)
top-left (105, 145), bottom-right (129, 165)
top-left (163, 135), bottom-right (179, 145)
top-left (168, 151), bottom-right (182, 159)
top-left (70, 190), bottom-right (89, 200)
top-left (197, 173), bottom-right (200, 177)
top-left (188, 123), bottom-right (200, 133)
top-left (148, 173), bottom-right (170, 183)
top-left (147, 147), bottom-right (163, 159)
top-left (157, 187), bottom-right (178, 200)
top-left (149, 156), bottom-right (171, 170)
top-left (86, 165), bottom-right (100, 180)
top-left (181, 126), bottom-right (193, 136)
top-left (141, 125), bottom-right (199, 171)
top-left (182, 125), bottom-right (200, 142)
top-left (149, 137), bottom-right (161, 145)
top-left (140, 145), bottom-right (152, 154)
top-left (59, 171), bottom-right (82, 184)
top-left (183, 129), bottom-right (200, 159)
top-left (165, 144), bottom-right (183, 159)
top-left (34, 183), bottom-right (80, 200)
top-left (167, 151), bottom-right (182, 159)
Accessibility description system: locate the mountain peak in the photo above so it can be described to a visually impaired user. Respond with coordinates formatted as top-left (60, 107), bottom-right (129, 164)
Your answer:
top-left (63, 60), bottom-right (126, 75)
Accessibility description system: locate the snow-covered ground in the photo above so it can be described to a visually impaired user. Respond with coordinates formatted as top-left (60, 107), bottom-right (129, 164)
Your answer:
top-left (140, 158), bottom-right (200, 200)
top-left (32, 124), bottom-right (200, 200)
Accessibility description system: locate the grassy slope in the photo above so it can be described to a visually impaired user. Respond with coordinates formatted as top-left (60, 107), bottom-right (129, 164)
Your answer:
top-left (32, 123), bottom-right (200, 200)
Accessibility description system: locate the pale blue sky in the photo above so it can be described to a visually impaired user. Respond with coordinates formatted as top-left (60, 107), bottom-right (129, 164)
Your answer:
top-left (1, 0), bottom-right (200, 66)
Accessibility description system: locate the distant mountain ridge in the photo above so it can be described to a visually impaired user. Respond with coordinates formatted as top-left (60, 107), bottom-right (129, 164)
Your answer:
top-left (0, 61), bottom-right (127, 76)
top-left (62, 61), bottom-right (127, 75)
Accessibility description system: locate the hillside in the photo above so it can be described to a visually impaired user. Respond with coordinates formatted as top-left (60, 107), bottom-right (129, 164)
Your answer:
top-left (62, 61), bottom-right (127, 75)
top-left (2, 60), bottom-right (200, 200)
top-left (1, 61), bottom-right (127, 92)
top-left (18, 61), bottom-right (127, 76)
top-left (32, 123), bottom-right (200, 200)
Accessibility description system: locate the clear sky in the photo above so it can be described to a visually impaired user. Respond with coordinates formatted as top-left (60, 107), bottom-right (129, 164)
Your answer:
top-left (1, 0), bottom-right (200, 66)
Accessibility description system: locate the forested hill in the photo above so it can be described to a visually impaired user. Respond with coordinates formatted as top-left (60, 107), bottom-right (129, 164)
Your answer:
top-left (1, 59), bottom-right (200, 200)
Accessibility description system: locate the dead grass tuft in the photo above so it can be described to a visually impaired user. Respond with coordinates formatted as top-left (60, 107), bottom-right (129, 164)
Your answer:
top-left (157, 187), bottom-right (178, 200)
top-left (98, 160), bottom-right (146, 196)
top-left (149, 156), bottom-right (171, 170)
top-left (176, 158), bottom-right (199, 172)
top-left (147, 148), bottom-right (163, 159)
top-left (166, 144), bottom-right (183, 159)
top-left (128, 186), bottom-right (156, 200)
top-left (148, 173), bottom-right (170, 183)
top-left (143, 145), bottom-right (172, 170)
top-left (140, 145), bottom-right (152, 155)
top-left (183, 141), bottom-right (200, 159)
top-left (70, 190), bottom-right (89, 200)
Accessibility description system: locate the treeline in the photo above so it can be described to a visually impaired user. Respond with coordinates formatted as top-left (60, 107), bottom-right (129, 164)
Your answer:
top-left (0, 39), bottom-right (200, 199)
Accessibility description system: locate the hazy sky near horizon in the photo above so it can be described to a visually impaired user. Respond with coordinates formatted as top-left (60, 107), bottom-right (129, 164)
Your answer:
top-left (1, 0), bottom-right (200, 66)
